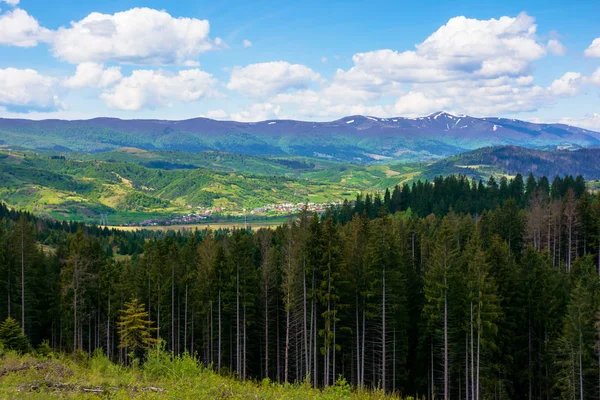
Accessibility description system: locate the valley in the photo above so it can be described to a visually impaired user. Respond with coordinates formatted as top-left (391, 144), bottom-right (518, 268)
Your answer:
top-left (1, 134), bottom-right (600, 224)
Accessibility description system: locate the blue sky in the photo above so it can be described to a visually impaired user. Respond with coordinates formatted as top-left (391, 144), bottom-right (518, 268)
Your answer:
top-left (0, 0), bottom-right (599, 129)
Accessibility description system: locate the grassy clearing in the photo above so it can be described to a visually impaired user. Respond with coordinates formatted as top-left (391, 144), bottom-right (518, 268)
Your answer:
top-left (112, 218), bottom-right (289, 232)
top-left (0, 350), bottom-right (411, 399)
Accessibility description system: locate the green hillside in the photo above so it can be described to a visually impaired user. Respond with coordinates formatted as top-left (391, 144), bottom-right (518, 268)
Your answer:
top-left (0, 150), bottom-right (419, 223)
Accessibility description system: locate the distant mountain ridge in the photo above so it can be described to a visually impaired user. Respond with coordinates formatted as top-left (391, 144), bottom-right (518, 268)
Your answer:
top-left (423, 145), bottom-right (600, 181)
top-left (1, 112), bottom-right (598, 162)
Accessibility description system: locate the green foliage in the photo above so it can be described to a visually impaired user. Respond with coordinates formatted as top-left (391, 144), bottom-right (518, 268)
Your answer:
top-left (118, 299), bottom-right (159, 355)
top-left (0, 317), bottom-right (29, 353)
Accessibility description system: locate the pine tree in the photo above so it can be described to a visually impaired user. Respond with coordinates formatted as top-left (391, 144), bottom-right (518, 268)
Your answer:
top-left (0, 317), bottom-right (30, 353)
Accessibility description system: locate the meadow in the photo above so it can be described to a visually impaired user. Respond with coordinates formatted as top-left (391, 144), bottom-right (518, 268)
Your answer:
top-left (0, 350), bottom-right (407, 399)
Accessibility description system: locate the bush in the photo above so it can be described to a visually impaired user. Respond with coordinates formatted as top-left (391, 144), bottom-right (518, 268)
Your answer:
top-left (36, 339), bottom-right (53, 358)
top-left (0, 317), bottom-right (30, 353)
top-left (143, 345), bottom-right (202, 381)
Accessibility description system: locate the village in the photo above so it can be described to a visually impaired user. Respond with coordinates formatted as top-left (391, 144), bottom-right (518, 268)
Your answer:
top-left (123, 201), bottom-right (344, 227)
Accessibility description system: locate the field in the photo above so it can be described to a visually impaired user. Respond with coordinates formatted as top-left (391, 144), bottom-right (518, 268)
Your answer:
top-left (113, 218), bottom-right (289, 232)
top-left (0, 351), bottom-right (403, 399)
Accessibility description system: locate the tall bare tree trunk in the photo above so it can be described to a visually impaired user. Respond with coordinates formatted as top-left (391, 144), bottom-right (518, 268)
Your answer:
top-left (333, 314), bottom-right (336, 386)
top-left (7, 266), bottom-right (10, 318)
top-left (444, 275), bottom-right (448, 400)
top-left (466, 332), bottom-right (469, 400)
top-left (476, 309), bottom-right (481, 400)
top-left (393, 329), bottom-right (396, 393)
top-left (20, 224), bottom-right (24, 333)
top-left (73, 261), bottom-right (78, 361)
top-left (171, 264), bottom-right (175, 353)
top-left (431, 342), bottom-right (435, 400)
top-left (218, 290), bottom-right (222, 370)
top-left (303, 261), bottom-right (309, 379)
top-left (284, 292), bottom-right (290, 383)
top-left (265, 279), bottom-right (269, 380)
top-left (471, 303), bottom-right (474, 400)
top-left (243, 303), bottom-right (247, 381)
top-left (382, 262), bottom-right (386, 392)
top-left (236, 262), bottom-right (240, 377)
top-left (184, 284), bottom-right (188, 353)
top-left (362, 302), bottom-right (366, 389)
top-left (157, 285), bottom-right (161, 341)
top-left (106, 296), bottom-right (110, 358)
top-left (356, 296), bottom-right (361, 389)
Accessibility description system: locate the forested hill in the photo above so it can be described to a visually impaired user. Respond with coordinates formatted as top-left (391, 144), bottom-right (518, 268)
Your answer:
top-left (424, 145), bottom-right (600, 180)
top-left (1, 113), bottom-right (599, 162)
top-left (1, 173), bottom-right (599, 399)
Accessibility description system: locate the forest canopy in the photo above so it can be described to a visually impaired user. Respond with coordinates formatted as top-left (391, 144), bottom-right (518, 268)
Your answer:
top-left (0, 173), bottom-right (599, 400)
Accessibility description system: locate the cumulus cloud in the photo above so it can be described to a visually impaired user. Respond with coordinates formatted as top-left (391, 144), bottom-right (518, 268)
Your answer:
top-left (584, 38), bottom-right (600, 57)
top-left (0, 68), bottom-right (61, 111)
top-left (559, 114), bottom-right (600, 131)
top-left (243, 39), bottom-right (252, 48)
top-left (0, 0), bottom-right (19, 5)
top-left (229, 102), bottom-right (281, 122)
top-left (548, 72), bottom-right (582, 96)
top-left (201, 109), bottom-right (229, 119)
top-left (546, 39), bottom-right (566, 55)
top-left (589, 68), bottom-right (600, 86)
top-left (100, 69), bottom-right (217, 111)
top-left (516, 75), bottom-right (534, 86)
top-left (335, 12), bottom-right (546, 94)
top-left (390, 92), bottom-right (453, 117)
top-left (63, 62), bottom-right (122, 88)
top-left (227, 61), bottom-right (321, 97)
top-left (0, 8), bottom-right (52, 47)
top-left (52, 8), bottom-right (220, 65)
top-left (242, 13), bottom-right (594, 120)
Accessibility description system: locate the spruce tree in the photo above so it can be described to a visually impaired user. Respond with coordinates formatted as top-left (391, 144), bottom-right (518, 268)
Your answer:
top-left (0, 317), bottom-right (30, 353)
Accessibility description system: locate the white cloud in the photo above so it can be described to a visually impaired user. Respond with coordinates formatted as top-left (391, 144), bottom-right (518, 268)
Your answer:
top-left (390, 92), bottom-right (453, 117)
top-left (584, 38), bottom-right (600, 57)
top-left (546, 39), bottom-right (566, 55)
top-left (227, 61), bottom-right (321, 97)
top-left (243, 39), bottom-right (252, 48)
top-left (548, 72), bottom-right (582, 96)
top-left (516, 75), bottom-right (534, 86)
top-left (0, 68), bottom-right (60, 111)
top-left (0, 8), bottom-right (52, 47)
top-left (63, 62), bottom-right (122, 88)
top-left (201, 109), bottom-right (229, 119)
top-left (321, 57), bottom-right (328, 63)
top-left (229, 102), bottom-right (281, 122)
top-left (224, 13), bottom-right (594, 121)
top-left (100, 69), bottom-right (217, 111)
top-left (0, 0), bottom-right (19, 5)
top-left (52, 8), bottom-right (219, 65)
top-left (559, 114), bottom-right (600, 131)
top-left (589, 68), bottom-right (600, 86)
top-left (336, 12), bottom-right (546, 93)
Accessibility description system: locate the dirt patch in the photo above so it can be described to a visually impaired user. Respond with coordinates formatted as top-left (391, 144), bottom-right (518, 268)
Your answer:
top-left (17, 380), bottom-right (165, 395)
top-left (0, 361), bottom-right (71, 379)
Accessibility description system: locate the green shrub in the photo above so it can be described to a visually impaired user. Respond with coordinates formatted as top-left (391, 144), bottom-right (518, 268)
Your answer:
top-left (36, 339), bottom-right (53, 358)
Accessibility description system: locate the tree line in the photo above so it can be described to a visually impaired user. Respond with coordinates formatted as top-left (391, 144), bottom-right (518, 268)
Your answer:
top-left (1, 173), bottom-right (600, 400)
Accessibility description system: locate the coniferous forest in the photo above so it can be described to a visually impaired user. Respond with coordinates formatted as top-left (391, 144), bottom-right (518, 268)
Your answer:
top-left (2, 173), bottom-right (600, 399)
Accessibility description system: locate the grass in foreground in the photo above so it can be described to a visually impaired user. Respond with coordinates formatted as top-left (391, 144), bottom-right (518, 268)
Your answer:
top-left (0, 350), bottom-right (414, 399)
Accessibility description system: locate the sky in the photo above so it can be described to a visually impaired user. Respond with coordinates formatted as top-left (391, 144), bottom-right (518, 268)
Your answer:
top-left (0, 0), bottom-right (599, 129)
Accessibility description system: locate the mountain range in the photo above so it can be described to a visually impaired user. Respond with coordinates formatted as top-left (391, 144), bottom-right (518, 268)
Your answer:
top-left (1, 112), bottom-right (598, 162)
